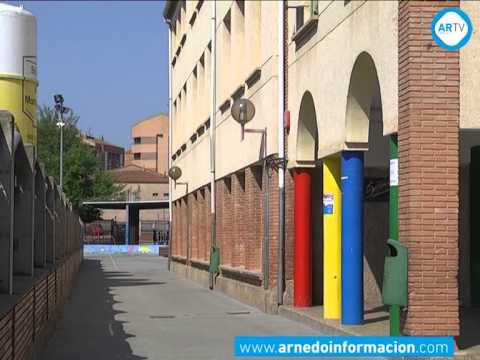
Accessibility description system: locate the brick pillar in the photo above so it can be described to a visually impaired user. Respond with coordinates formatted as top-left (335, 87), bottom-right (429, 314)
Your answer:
top-left (177, 200), bottom-right (182, 257)
top-left (199, 189), bottom-right (206, 261)
top-left (205, 185), bottom-right (212, 262)
top-left (191, 192), bottom-right (198, 260)
top-left (285, 169), bottom-right (295, 282)
top-left (187, 194), bottom-right (193, 263)
top-left (232, 171), bottom-right (246, 267)
top-left (246, 166), bottom-right (263, 271)
top-left (224, 177), bottom-right (233, 266)
top-left (182, 198), bottom-right (188, 258)
top-left (269, 169), bottom-right (280, 288)
top-left (216, 181), bottom-right (223, 265)
top-left (398, 0), bottom-right (459, 336)
top-left (172, 201), bottom-right (178, 256)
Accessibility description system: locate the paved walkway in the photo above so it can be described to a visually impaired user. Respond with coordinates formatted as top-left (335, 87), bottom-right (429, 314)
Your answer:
top-left (39, 255), bottom-right (320, 360)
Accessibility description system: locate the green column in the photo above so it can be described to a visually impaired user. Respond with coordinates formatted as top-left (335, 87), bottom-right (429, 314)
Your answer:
top-left (389, 134), bottom-right (401, 336)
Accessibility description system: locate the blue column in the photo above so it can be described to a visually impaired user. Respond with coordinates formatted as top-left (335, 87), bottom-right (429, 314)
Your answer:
top-left (125, 204), bottom-right (130, 245)
top-left (341, 151), bottom-right (364, 325)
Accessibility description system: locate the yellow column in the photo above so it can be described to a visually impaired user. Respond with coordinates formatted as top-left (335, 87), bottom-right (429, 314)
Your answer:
top-left (323, 156), bottom-right (341, 319)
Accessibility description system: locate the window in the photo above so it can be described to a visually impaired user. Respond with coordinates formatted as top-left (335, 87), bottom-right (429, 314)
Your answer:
top-left (134, 153), bottom-right (141, 160)
top-left (157, 134), bottom-right (164, 138)
top-left (134, 137), bottom-right (141, 144)
top-left (296, 6), bottom-right (305, 30)
top-left (153, 193), bottom-right (159, 197)
top-left (163, 193), bottom-right (169, 197)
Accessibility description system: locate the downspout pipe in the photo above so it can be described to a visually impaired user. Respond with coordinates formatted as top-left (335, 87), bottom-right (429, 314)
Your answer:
top-left (209, 0), bottom-right (217, 290)
top-left (277, 0), bottom-right (286, 306)
top-left (166, 18), bottom-right (173, 271)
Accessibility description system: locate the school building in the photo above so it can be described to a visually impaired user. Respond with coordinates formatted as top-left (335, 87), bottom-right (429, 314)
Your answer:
top-left (163, 0), bottom-right (480, 344)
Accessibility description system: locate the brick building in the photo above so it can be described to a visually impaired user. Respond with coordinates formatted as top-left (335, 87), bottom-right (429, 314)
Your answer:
top-left (163, 0), bottom-right (479, 342)
top-left (128, 113), bottom-right (169, 175)
top-left (80, 133), bottom-right (125, 170)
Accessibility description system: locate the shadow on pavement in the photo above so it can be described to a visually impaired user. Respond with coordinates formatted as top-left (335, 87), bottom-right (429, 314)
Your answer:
top-left (40, 258), bottom-right (162, 360)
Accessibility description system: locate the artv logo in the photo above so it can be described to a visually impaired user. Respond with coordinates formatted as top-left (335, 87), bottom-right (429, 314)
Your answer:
top-left (432, 7), bottom-right (473, 50)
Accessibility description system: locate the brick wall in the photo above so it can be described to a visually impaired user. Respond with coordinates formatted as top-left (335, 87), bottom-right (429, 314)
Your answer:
top-left (171, 165), bottom-right (279, 285)
top-left (398, 1), bottom-right (460, 336)
top-left (0, 250), bottom-right (82, 360)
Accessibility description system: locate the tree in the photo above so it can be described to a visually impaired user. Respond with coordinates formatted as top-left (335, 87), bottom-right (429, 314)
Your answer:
top-left (37, 105), bottom-right (123, 222)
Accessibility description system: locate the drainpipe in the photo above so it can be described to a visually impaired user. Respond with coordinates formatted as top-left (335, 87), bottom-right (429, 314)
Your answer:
top-left (277, 0), bottom-right (286, 306)
top-left (166, 18), bottom-right (173, 271)
top-left (209, 0), bottom-right (217, 290)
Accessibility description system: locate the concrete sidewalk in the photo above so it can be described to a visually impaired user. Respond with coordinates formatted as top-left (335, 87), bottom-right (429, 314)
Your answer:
top-left (39, 255), bottom-right (321, 360)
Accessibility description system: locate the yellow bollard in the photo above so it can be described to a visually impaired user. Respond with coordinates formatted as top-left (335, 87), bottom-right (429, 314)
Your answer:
top-left (323, 156), bottom-right (341, 319)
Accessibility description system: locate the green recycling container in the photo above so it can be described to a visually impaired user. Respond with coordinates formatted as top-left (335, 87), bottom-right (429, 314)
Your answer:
top-left (382, 239), bottom-right (408, 307)
top-left (209, 246), bottom-right (220, 273)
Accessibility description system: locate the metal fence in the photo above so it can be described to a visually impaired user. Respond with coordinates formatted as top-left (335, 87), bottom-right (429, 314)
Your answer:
top-left (140, 220), bottom-right (170, 245)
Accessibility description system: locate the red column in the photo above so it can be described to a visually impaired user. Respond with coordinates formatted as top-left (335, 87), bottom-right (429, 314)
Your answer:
top-left (294, 169), bottom-right (312, 307)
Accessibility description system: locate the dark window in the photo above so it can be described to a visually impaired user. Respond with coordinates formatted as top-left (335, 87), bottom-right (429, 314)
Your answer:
top-left (134, 153), bottom-right (141, 160)
top-left (296, 7), bottom-right (304, 30)
top-left (153, 193), bottom-right (159, 197)
top-left (163, 193), bottom-right (169, 197)
top-left (158, 134), bottom-right (164, 138)
top-left (134, 137), bottom-right (141, 144)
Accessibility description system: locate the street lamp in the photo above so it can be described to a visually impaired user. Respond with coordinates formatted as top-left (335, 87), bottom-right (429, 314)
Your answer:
top-left (168, 165), bottom-right (188, 193)
top-left (231, 98), bottom-right (256, 141)
top-left (53, 94), bottom-right (70, 192)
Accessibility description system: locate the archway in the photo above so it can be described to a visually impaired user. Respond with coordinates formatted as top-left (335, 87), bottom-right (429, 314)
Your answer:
top-left (294, 92), bottom-right (322, 307)
top-left (342, 52), bottom-right (390, 324)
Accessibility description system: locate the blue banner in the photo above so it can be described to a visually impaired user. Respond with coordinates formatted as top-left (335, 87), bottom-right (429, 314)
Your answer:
top-left (234, 336), bottom-right (454, 357)
top-left (83, 244), bottom-right (164, 255)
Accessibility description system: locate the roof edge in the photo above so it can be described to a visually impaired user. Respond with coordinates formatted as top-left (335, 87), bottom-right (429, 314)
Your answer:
top-left (132, 112), bottom-right (168, 128)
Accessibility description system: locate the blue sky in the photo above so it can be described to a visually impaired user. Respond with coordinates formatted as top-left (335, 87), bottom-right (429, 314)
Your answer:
top-left (7, 1), bottom-right (169, 148)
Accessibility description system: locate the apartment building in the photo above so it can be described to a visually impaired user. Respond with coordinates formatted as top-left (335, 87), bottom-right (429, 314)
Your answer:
top-left (164, 0), bottom-right (480, 343)
top-left (129, 113), bottom-right (169, 174)
top-left (80, 133), bottom-right (125, 170)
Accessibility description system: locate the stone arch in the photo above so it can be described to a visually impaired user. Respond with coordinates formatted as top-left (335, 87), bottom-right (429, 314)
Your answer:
top-left (296, 91), bottom-right (318, 166)
top-left (345, 51), bottom-right (382, 147)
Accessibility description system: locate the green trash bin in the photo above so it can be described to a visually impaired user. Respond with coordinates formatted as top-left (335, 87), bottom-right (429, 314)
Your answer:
top-left (382, 239), bottom-right (408, 307)
top-left (209, 246), bottom-right (220, 274)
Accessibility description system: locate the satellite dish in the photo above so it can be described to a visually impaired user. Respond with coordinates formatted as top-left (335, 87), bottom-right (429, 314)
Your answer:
top-left (231, 98), bottom-right (255, 126)
top-left (168, 166), bottom-right (182, 181)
